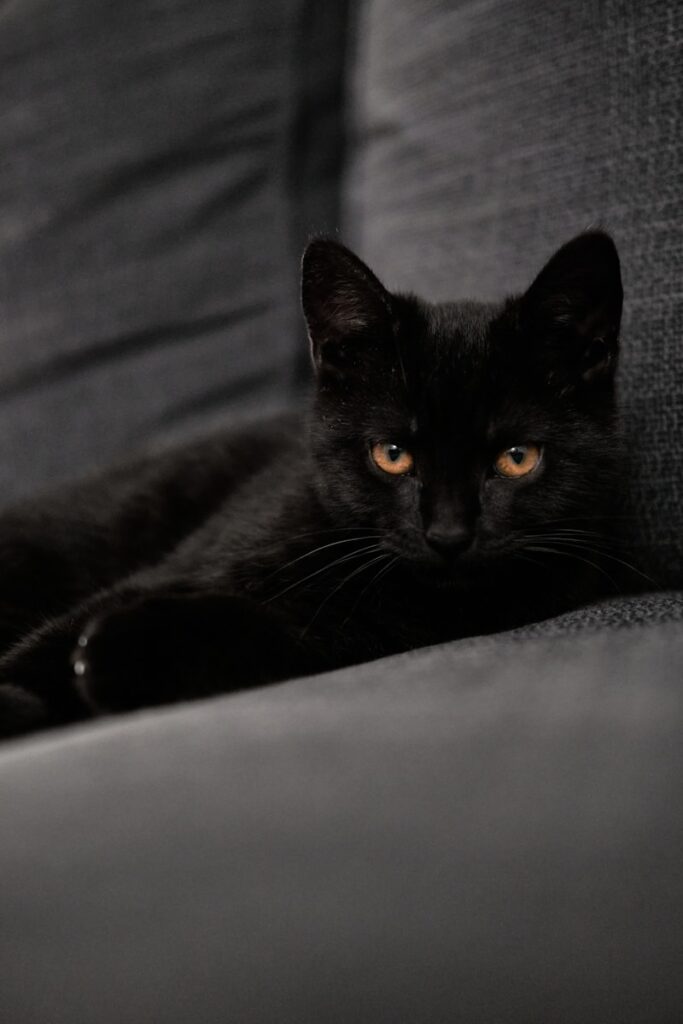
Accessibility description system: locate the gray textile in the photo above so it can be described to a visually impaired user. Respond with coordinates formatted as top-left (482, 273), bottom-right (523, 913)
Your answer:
top-left (1, 1), bottom-right (682, 1019)
top-left (346, 0), bottom-right (683, 587)
top-left (469, 588), bottom-right (683, 642)
top-left (0, 0), bottom-right (347, 500)
top-left (2, 608), bottom-right (683, 1024)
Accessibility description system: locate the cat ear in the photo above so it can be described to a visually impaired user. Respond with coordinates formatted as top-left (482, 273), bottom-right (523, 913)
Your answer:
top-left (301, 239), bottom-right (394, 372)
top-left (521, 231), bottom-right (623, 385)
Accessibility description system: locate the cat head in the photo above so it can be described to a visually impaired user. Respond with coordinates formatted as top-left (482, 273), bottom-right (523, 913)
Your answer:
top-left (301, 232), bottom-right (623, 581)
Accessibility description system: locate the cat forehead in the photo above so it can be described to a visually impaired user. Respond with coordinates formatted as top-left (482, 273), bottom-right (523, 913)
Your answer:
top-left (388, 298), bottom-right (549, 434)
top-left (399, 300), bottom-right (503, 396)
top-left (425, 298), bottom-right (499, 334)
top-left (401, 298), bottom-right (506, 381)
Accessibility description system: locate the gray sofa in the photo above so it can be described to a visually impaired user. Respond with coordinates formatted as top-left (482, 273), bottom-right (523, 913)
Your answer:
top-left (1, 1), bottom-right (681, 1021)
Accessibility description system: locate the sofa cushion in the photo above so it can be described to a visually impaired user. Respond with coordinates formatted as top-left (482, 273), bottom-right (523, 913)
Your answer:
top-left (1, 591), bottom-right (682, 1023)
top-left (345, 0), bottom-right (683, 587)
top-left (0, 0), bottom-right (348, 500)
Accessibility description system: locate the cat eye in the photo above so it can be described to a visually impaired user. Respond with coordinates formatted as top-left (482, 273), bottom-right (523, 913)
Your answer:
top-left (371, 442), bottom-right (414, 476)
top-left (494, 444), bottom-right (541, 479)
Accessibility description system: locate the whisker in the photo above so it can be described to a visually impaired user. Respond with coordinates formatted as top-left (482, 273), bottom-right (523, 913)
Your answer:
top-left (522, 532), bottom-right (619, 551)
top-left (247, 526), bottom-right (386, 564)
top-left (531, 528), bottom-right (616, 539)
top-left (541, 513), bottom-right (641, 525)
top-left (523, 535), bottom-right (658, 586)
top-left (341, 554), bottom-right (399, 628)
top-left (265, 544), bottom-right (383, 604)
top-left (526, 544), bottom-right (619, 590)
top-left (259, 535), bottom-right (383, 588)
top-left (301, 552), bottom-right (391, 636)
top-left (511, 551), bottom-right (548, 572)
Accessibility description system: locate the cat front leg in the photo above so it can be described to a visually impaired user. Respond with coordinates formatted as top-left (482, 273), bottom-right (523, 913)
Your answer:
top-left (0, 613), bottom-right (97, 737)
top-left (0, 576), bottom-right (172, 736)
top-left (72, 592), bottom-right (317, 714)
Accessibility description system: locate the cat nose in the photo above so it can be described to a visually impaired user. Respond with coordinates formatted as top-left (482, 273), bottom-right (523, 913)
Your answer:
top-left (425, 523), bottom-right (472, 557)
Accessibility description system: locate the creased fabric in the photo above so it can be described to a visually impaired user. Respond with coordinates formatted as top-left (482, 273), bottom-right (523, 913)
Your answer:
top-left (1, 600), bottom-right (682, 1023)
top-left (0, 0), bottom-right (349, 498)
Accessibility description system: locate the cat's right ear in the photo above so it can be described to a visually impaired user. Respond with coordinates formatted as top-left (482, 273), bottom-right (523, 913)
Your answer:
top-left (301, 239), bottom-right (394, 373)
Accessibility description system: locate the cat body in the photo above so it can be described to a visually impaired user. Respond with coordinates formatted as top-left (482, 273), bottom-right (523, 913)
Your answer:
top-left (0, 232), bottom-right (626, 737)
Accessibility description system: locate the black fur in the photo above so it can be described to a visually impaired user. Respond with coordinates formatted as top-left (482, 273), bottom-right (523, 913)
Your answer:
top-left (0, 232), bottom-right (632, 738)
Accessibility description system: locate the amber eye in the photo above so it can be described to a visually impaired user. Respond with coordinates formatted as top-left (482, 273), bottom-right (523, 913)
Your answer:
top-left (494, 443), bottom-right (541, 479)
top-left (371, 442), bottom-right (414, 476)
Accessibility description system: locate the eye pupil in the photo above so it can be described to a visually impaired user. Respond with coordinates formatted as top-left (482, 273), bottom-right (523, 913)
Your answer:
top-left (510, 447), bottom-right (526, 465)
top-left (371, 442), bottom-right (414, 475)
top-left (494, 443), bottom-right (541, 479)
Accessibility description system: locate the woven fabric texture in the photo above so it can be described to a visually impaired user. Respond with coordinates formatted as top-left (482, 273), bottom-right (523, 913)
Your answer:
top-left (0, 0), bottom-right (348, 500)
top-left (2, 606), bottom-right (682, 1022)
top-left (346, 0), bottom-right (683, 586)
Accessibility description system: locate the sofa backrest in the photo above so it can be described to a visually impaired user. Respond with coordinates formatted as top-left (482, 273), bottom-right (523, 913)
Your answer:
top-left (2, 0), bottom-right (680, 587)
top-left (344, 0), bottom-right (683, 586)
top-left (0, 0), bottom-right (348, 500)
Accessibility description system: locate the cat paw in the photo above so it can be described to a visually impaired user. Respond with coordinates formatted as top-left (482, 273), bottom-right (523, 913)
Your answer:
top-left (0, 684), bottom-right (48, 738)
top-left (71, 594), bottom-right (255, 712)
top-left (71, 593), bottom-right (306, 715)
top-left (71, 602), bottom-right (172, 713)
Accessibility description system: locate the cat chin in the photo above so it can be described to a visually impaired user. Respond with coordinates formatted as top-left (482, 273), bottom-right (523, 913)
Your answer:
top-left (399, 545), bottom-right (522, 591)
top-left (401, 555), bottom-right (489, 589)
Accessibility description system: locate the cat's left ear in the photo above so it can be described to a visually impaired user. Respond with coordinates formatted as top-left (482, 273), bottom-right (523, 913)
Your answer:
top-left (520, 231), bottom-right (623, 386)
top-left (301, 238), bottom-right (394, 373)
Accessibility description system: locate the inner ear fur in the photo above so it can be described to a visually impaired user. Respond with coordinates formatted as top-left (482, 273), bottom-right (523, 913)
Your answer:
top-left (521, 231), bottom-right (623, 385)
top-left (301, 238), bottom-right (394, 372)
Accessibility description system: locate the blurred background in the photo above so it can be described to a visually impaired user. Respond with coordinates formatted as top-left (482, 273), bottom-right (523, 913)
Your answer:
top-left (0, 0), bottom-right (681, 583)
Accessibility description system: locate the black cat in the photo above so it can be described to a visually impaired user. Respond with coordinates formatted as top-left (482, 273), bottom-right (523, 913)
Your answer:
top-left (0, 231), bottom-right (628, 738)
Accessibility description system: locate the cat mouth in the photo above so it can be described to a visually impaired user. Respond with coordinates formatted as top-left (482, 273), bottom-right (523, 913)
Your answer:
top-left (396, 545), bottom-right (483, 581)
top-left (394, 539), bottom-right (517, 586)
